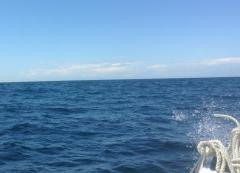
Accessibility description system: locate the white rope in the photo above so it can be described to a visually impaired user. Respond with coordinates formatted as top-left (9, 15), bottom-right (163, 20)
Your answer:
top-left (230, 128), bottom-right (240, 173)
top-left (213, 114), bottom-right (240, 127)
top-left (197, 140), bottom-right (233, 173)
top-left (192, 114), bottom-right (240, 173)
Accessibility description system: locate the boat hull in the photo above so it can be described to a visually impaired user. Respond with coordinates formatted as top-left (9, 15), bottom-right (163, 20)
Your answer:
top-left (199, 167), bottom-right (216, 173)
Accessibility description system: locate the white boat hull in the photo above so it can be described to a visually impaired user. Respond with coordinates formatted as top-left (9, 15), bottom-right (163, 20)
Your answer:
top-left (199, 168), bottom-right (216, 173)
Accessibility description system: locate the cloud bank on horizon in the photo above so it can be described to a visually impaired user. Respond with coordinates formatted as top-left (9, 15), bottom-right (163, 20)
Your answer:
top-left (12, 57), bottom-right (239, 82)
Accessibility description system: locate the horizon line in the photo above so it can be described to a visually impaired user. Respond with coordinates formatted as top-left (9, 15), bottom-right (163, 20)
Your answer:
top-left (0, 76), bottom-right (239, 84)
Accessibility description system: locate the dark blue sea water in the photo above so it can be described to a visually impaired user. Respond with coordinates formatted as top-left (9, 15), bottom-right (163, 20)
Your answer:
top-left (0, 78), bottom-right (240, 173)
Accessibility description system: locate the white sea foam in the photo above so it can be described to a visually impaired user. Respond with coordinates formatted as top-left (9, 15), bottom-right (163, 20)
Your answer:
top-left (172, 110), bottom-right (187, 122)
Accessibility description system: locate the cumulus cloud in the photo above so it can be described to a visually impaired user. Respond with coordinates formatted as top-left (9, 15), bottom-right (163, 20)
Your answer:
top-left (26, 63), bottom-right (130, 77)
top-left (91, 63), bottom-right (129, 73)
top-left (147, 64), bottom-right (168, 70)
top-left (20, 57), bottom-right (240, 81)
top-left (201, 57), bottom-right (240, 65)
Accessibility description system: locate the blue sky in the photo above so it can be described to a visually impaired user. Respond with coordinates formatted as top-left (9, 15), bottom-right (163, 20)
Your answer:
top-left (0, 0), bottom-right (240, 82)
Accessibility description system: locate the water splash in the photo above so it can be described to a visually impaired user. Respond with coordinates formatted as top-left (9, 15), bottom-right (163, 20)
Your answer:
top-left (189, 113), bottom-right (235, 146)
top-left (172, 110), bottom-right (187, 122)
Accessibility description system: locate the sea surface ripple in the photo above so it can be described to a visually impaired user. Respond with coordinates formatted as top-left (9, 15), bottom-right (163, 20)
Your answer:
top-left (0, 78), bottom-right (240, 172)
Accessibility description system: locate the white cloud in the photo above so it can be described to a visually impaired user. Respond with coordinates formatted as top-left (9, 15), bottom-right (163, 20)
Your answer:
top-left (91, 63), bottom-right (129, 73)
top-left (201, 57), bottom-right (240, 65)
top-left (147, 64), bottom-right (168, 70)
top-left (25, 63), bottom-right (130, 78)
top-left (19, 57), bottom-right (240, 82)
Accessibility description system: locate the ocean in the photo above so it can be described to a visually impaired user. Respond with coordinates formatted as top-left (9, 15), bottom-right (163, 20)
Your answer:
top-left (0, 78), bottom-right (240, 173)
